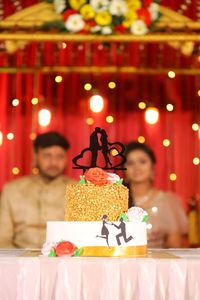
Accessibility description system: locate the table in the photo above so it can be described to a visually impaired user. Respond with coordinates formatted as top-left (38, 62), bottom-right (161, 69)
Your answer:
top-left (0, 249), bottom-right (200, 300)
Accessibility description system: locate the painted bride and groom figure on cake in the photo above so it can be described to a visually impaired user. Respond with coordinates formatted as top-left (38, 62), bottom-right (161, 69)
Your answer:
top-left (96, 215), bottom-right (133, 248)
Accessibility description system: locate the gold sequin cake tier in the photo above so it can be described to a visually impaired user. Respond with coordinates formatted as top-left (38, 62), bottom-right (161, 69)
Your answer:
top-left (65, 184), bottom-right (128, 221)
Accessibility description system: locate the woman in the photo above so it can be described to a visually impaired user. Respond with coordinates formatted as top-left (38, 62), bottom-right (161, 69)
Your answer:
top-left (124, 142), bottom-right (188, 248)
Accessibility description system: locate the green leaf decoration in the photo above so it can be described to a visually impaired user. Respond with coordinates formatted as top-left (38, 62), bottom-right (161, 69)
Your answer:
top-left (119, 212), bottom-right (129, 222)
top-left (73, 247), bottom-right (84, 257)
top-left (79, 175), bottom-right (86, 184)
top-left (142, 215), bottom-right (149, 223)
top-left (114, 178), bottom-right (123, 185)
top-left (48, 248), bottom-right (56, 257)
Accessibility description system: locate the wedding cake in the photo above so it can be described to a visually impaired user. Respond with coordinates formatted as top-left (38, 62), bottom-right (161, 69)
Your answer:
top-left (42, 128), bottom-right (148, 257)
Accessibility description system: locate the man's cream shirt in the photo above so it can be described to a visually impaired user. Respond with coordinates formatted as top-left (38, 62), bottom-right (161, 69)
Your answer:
top-left (0, 175), bottom-right (75, 249)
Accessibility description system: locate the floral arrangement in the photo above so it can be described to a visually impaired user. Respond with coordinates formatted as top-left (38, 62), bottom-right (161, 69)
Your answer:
top-left (49, 0), bottom-right (160, 35)
top-left (79, 167), bottom-right (123, 185)
top-left (42, 240), bottom-right (84, 257)
top-left (126, 206), bottom-right (149, 222)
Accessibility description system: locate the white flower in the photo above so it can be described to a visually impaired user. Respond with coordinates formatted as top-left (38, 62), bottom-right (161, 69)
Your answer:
top-left (65, 14), bottom-right (85, 33)
top-left (101, 26), bottom-right (113, 35)
top-left (127, 206), bottom-right (148, 222)
top-left (90, 0), bottom-right (109, 12)
top-left (130, 20), bottom-right (148, 35)
top-left (54, 0), bottom-right (66, 14)
top-left (107, 172), bottom-right (120, 183)
top-left (90, 25), bottom-right (101, 33)
top-left (109, 0), bottom-right (128, 16)
top-left (41, 241), bottom-right (57, 256)
top-left (148, 3), bottom-right (159, 21)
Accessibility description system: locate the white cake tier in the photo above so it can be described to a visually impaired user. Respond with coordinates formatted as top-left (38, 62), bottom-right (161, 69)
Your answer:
top-left (46, 221), bottom-right (147, 247)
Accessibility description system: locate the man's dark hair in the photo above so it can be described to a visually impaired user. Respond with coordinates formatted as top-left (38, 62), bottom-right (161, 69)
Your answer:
top-left (33, 131), bottom-right (70, 152)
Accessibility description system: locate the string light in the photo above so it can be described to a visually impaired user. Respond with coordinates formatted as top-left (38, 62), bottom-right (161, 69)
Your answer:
top-left (29, 132), bottom-right (36, 140)
top-left (145, 107), bottom-right (159, 125)
top-left (169, 173), bottom-right (177, 181)
top-left (55, 76), bottom-right (63, 83)
top-left (12, 167), bottom-right (20, 175)
top-left (7, 133), bottom-right (14, 140)
top-left (193, 157), bottom-right (200, 165)
top-left (152, 206), bottom-right (158, 213)
top-left (38, 109), bottom-right (51, 127)
top-left (108, 81), bottom-right (116, 89)
top-left (192, 123), bottom-right (199, 131)
top-left (166, 104), bottom-right (174, 112)
top-left (163, 139), bottom-right (171, 147)
top-left (84, 83), bottom-right (92, 91)
top-left (62, 42), bottom-right (67, 49)
top-left (106, 115), bottom-right (114, 123)
top-left (89, 95), bottom-right (104, 113)
top-left (31, 97), bottom-right (39, 105)
top-left (32, 167), bottom-right (39, 175)
top-left (168, 71), bottom-right (176, 78)
top-left (86, 117), bottom-right (94, 125)
top-left (138, 102), bottom-right (146, 109)
top-left (0, 131), bottom-right (3, 146)
top-left (12, 99), bottom-right (19, 106)
top-left (138, 136), bottom-right (145, 143)
top-left (197, 90), bottom-right (200, 97)
top-left (147, 223), bottom-right (152, 230)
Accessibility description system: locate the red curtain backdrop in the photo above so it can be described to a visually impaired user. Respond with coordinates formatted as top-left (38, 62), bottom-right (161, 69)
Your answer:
top-left (0, 0), bottom-right (199, 210)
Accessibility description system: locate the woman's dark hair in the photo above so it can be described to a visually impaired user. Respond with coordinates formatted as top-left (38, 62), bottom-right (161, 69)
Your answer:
top-left (125, 141), bottom-right (156, 164)
top-left (124, 141), bottom-right (156, 208)
top-left (33, 131), bottom-right (70, 152)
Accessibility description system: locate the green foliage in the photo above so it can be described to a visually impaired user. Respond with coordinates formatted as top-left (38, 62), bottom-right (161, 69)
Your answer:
top-left (73, 248), bottom-right (84, 257)
top-left (48, 248), bottom-right (56, 257)
top-left (114, 178), bottom-right (123, 185)
top-left (142, 215), bottom-right (149, 222)
top-left (79, 175), bottom-right (86, 184)
top-left (119, 212), bottom-right (129, 222)
top-left (41, 20), bottom-right (66, 31)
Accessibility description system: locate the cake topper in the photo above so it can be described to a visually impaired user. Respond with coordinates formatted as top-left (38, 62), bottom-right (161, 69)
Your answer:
top-left (72, 127), bottom-right (126, 172)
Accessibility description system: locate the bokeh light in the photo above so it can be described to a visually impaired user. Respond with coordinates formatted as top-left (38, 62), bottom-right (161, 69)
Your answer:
top-left (55, 75), bottom-right (63, 83)
top-left (169, 173), bottom-right (177, 181)
top-left (12, 99), bottom-right (20, 106)
top-left (145, 107), bottom-right (159, 125)
top-left (138, 102), bottom-right (146, 110)
top-left (163, 139), bottom-right (171, 147)
top-left (106, 115), bottom-right (114, 123)
top-left (31, 97), bottom-right (39, 105)
top-left (38, 109), bottom-right (51, 127)
top-left (192, 123), bottom-right (199, 131)
top-left (168, 71), bottom-right (176, 78)
top-left (193, 157), bottom-right (200, 165)
top-left (86, 117), bottom-right (94, 125)
top-left (7, 132), bottom-right (14, 140)
top-left (84, 83), bottom-right (92, 91)
top-left (108, 81), bottom-right (116, 89)
top-left (138, 136), bottom-right (145, 143)
top-left (12, 167), bottom-right (20, 175)
top-left (89, 95), bottom-right (104, 113)
top-left (166, 104), bottom-right (174, 112)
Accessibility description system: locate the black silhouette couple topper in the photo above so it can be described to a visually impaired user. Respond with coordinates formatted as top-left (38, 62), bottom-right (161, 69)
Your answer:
top-left (73, 127), bottom-right (126, 171)
top-left (96, 215), bottom-right (133, 248)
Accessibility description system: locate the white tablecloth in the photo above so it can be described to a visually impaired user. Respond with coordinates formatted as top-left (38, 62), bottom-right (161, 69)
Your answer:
top-left (0, 249), bottom-right (200, 300)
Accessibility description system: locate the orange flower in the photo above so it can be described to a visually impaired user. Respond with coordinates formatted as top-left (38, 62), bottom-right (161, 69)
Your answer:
top-left (55, 241), bottom-right (77, 257)
top-left (85, 167), bottom-right (108, 185)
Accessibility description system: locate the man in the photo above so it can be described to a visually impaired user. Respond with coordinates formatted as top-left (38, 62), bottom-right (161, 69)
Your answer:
top-left (0, 131), bottom-right (75, 248)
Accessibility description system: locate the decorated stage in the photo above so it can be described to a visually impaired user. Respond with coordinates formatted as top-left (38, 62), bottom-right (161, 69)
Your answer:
top-left (0, 248), bottom-right (200, 300)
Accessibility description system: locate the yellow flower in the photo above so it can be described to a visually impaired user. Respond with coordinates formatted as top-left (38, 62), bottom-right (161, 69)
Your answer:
top-left (69, 0), bottom-right (87, 11)
top-left (95, 11), bottom-right (112, 26)
top-left (126, 0), bottom-right (141, 10)
top-left (80, 4), bottom-right (95, 20)
top-left (123, 11), bottom-right (137, 28)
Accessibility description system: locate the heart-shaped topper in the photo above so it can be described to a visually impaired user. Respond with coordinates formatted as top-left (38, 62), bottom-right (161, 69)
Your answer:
top-left (72, 127), bottom-right (126, 172)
